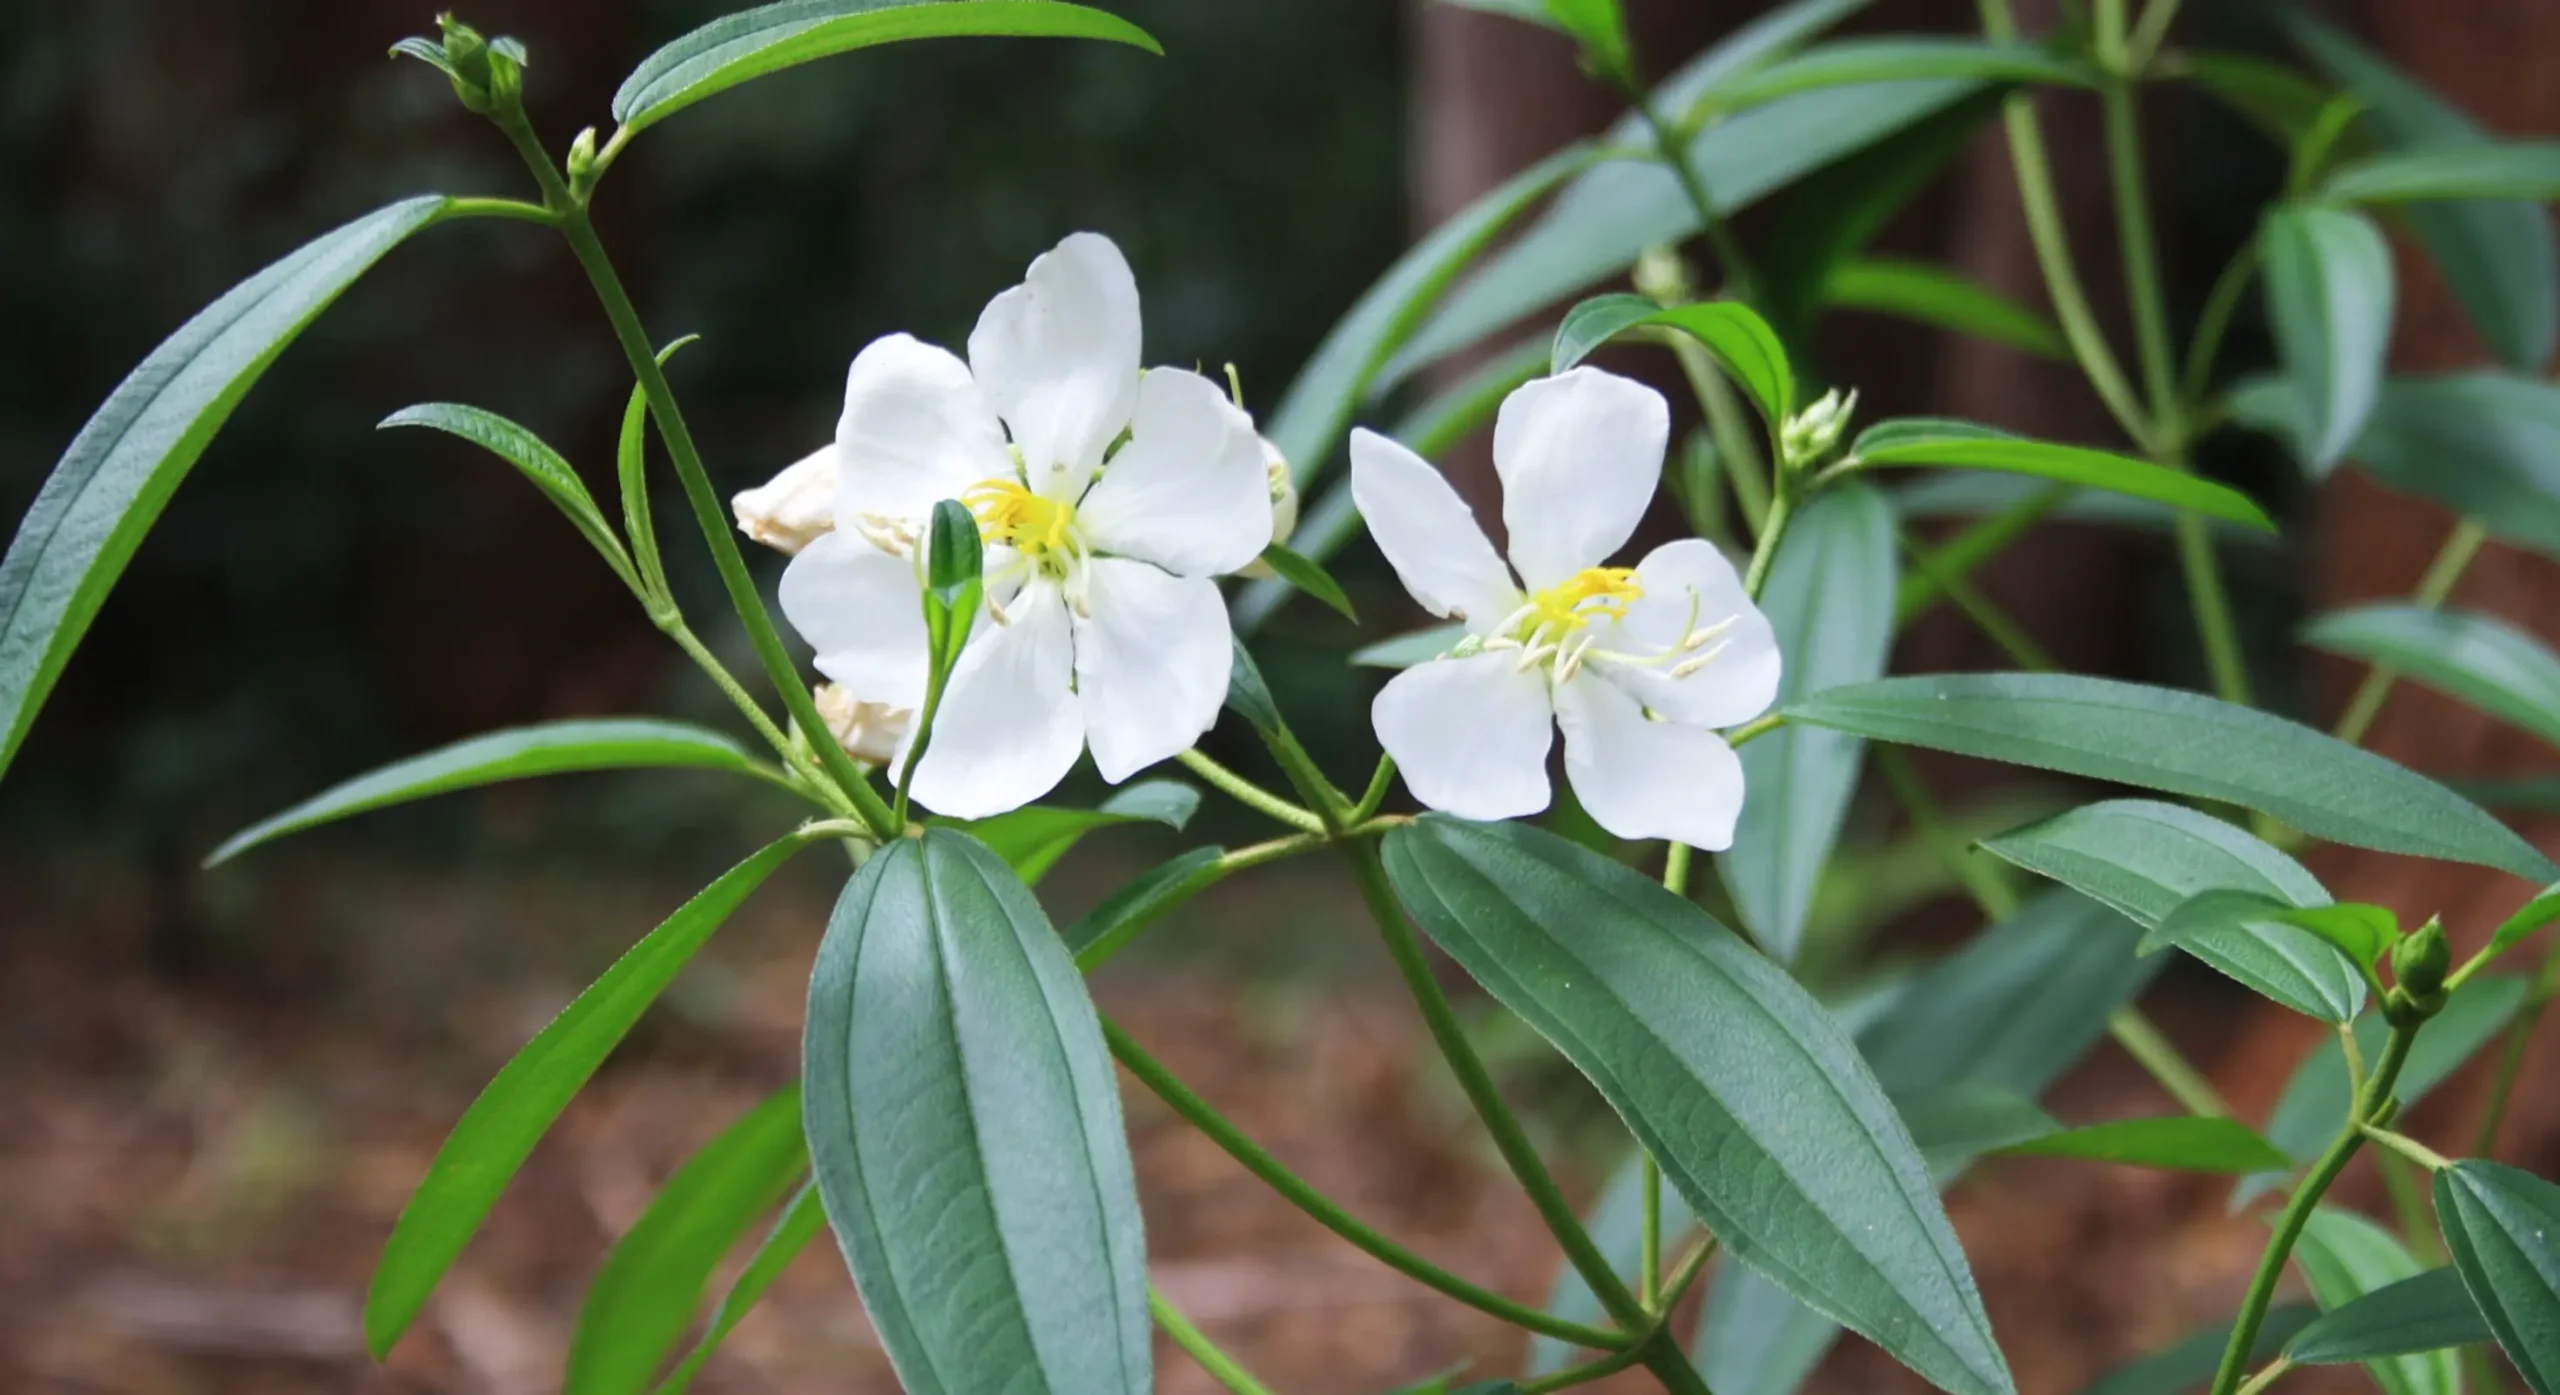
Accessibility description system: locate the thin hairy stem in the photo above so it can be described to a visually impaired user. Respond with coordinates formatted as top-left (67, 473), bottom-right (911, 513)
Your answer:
top-left (1150, 1287), bottom-right (1278, 1395)
top-left (1177, 749), bottom-right (1328, 834)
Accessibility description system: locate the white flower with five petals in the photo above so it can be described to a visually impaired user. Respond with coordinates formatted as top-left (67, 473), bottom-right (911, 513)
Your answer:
top-left (1352, 368), bottom-right (1780, 849)
top-left (767, 233), bottom-right (1272, 819)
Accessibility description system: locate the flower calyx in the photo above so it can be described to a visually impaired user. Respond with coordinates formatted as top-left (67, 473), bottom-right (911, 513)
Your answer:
top-left (396, 14), bottom-right (528, 119)
top-left (1780, 387), bottom-right (1857, 470)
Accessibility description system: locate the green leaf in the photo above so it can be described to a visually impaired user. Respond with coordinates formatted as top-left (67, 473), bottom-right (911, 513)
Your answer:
top-left (0, 195), bottom-right (450, 783)
top-left (1065, 846), bottom-right (1227, 968)
top-left (1978, 798), bottom-right (2362, 1024)
top-left (653, 1181), bottom-right (826, 1395)
top-left (1384, 817), bottom-right (2014, 1395)
top-left (381, 403), bottom-right (635, 588)
top-left (2144, 890), bottom-right (2367, 1021)
top-left (1223, 638), bottom-right (1283, 738)
top-left (2437, 1160), bottom-right (2560, 1395)
top-left (1527, 1149), bottom-right (1696, 1376)
top-left (1389, 75), bottom-right (1981, 384)
top-left (566, 1089), bottom-right (807, 1395)
top-left (2294, 1206), bottom-right (2460, 1395)
top-left (1823, 257), bottom-right (2068, 359)
top-left (2325, 144), bottom-right (2560, 204)
top-left (1894, 470), bottom-right (2278, 539)
top-left (1551, 294), bottom-right (1796, 425)
top-left (2277, 903), bottom-right (2402, 975)
top-left (366, 834), bottom-right (817, 1357)
top-left (1265, 143), bottom-right (1600, 491)
top-left (611, 0), bottom-right (1161, 135)
top-left (2261, 204), bottom-right (2394, 473)
top-left (804, 830), bottom-right (1149, 1394)
top-left (2293, 15), bottom-right (2556, 371)
top-left (951, 779), bottom-right (1200, 885)
top-left (2185, 50), bottom-right (2347, 150)
top-left (1542, 0), bottom-right (1632, 84)
top-left (1895, 1083), bottom-right (2061, 1173)
top-left (1351, 624), bottom-right (1468, 669)
top-left (2289, 1267), bottom-right (2492, 1365)
top-left (1706, 38), bottom-right (2092, 112)
top-left (1847, 423), bottom-right (2275, 530)
top-left (1787, 673), bottom-right (2558, 883)
top-left (2306, 604), bottom-right (2560, 755)
top-left (2486, 882), bottom-right (2560, 965)
top-left (1696, 1254), bottom-right (1850, 1395)
top-left (2001, 1116), bottom-right (2292, 1173)
top-left (2341, 374), bottom-right (2560, 562)
top-left (923, 497), bottom-right (985, 681)
top-left (1717, 483), bottom-right (1894, 961)
top-left (618, 335), bottom-right (699, 604)
top-left (208, 719), bottom-right (782, 866)
top-left (2079, 1308), bottom-right (2320, 1395)
top-left (2239, 975), bottom-right (2530, 1207)
top-left (1255, 543), bottom-right (1358, 623)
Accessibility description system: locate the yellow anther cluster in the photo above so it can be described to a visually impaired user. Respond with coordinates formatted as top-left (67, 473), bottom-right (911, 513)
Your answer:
top-left (963, 477), bottom-right (1079, 558)
top-left (1524, 567), bottom-right (1643, 636)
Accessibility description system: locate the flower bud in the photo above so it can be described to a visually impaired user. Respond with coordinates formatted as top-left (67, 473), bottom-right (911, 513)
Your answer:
top-left (434, 15), bottom-right (524, 117)
top-left (1780, 387), bottom-right (1857, 466)
top-left (1631, 245), bottom-right (1692, 305)
top-left (2392, 917), bottom-right (2451, 1000)
top-left (1238, 437), bottom-right (1297, 581)
top-left (815, 683), bottom-right (911, 767)
top-left (566, 126), bottom-right (600, 197)
top-left (732, 445), bottom-right (838, 555)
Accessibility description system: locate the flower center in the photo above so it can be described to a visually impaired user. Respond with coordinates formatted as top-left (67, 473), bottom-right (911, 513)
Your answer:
top-left (1470, 566), bottom-right (1734, 687)
top-left (964, 477), bottom-right (1083, 567)
top-left (1519, 567), bottom-right (1643, 640)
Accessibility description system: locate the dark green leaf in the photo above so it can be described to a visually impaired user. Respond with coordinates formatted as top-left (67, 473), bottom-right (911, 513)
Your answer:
top-left (1551, 294), bottom-right (1795, 425)
top-left (1351, 625), bottom-right (1468, 669)
top-left (951, 779), bottom-right (1200, 885)
top-left (1224, 639), bottom-right (1283, 737)
top-left (611, 0), bottom-right (1161, 134)
top-left (653, 1182), bottom-right (827, 1395)
top-left (2486, 883), bottom-right (2560, 965)
top-left (1255, 543), bottom-right (1358, 623)
top-left (0, 195), bottom-right (450, 782)
top-left (1894, 1083), bottom-right (2060, 1173)
top-left (2145, 890), bottom-right (2366, 1022)
top-left (1787, 673), bottom-right (2558, 882)
top-left (2277, 904), bottom-right (2402, 975)
top-left (1066, 846), bottom-right (1227, 967)
top-left (367, 834), bottom-right (818, 1357)
top-left (566, 1090), bottom-right (807, 1395)
top-left (1847, 423), bottom-right (2275, 530)
top-left (2294, 1206), bottom-right (2459, 1395)
top-left (1542, 0), bottom-right (1632, 84)
top-left (2262, 203), bottom-right (2394, 472)
top-left (2293, 15), bottom-right (2556, 371)
top-left (803, 830), bottom-right (1149, 1394)
top-left (1527, 1148), bottom-right (1696, 1376)
top-left (1979, 798), bottom-right (2361, 1023)
top-left (2306, 604), bottom-right (2560, 755)
top-left (2290, 1268), bottom-right (2492, 1365)
top-left (2001, 1116), bottom-right (2292, 1173)
top-left (1717, 483), bottom-right (1894, 961)
top-left (1385, 817), bottom-right (2013, 1395)
top-left (209, 719), bottom-right (782, 866)
top-left (1893, 471), bottom-right (2278, 541)
top-left (2325, 144), bottom-right (2560, 204)
top-left (1824, 257), bottom-right (2069, 359)
top-left (1706, 38), bottom-right (2092, 112)
top-left (2437, 1161), bottom-right (2560, 1395)
top-left (2078, 1308), bottom-right (2319, 1395)
top-left (381, 403), bottom-right (634, 587)
top-left (2341, 374), bottom-right (2560, 563)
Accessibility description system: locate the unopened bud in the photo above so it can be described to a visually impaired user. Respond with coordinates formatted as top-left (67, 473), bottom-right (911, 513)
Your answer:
top-left (1781, 387), bottom-right (1857, 466)
top-left (2392, 918), bottom-right (2451, 1001)
top-left (815, 684), bottom-right (911, 767)
top-left (1632, 245), bottom-right (1692, 305)
top-left (732, 445), bottom-right (838, 555)
top-left (566, 126), bottom-right (600, 196)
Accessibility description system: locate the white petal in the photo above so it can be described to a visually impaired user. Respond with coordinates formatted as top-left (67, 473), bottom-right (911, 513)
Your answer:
top-left (1554, 675), bottom-right (1746, 850)
top-left (777, 532), bottom-right (929, 708)
top-left (832, 334), bottom-right (1013, 526)
top-left (968, 232), bottom-right (1142, 491)
top-left (908, 581), bottom-right (1083, 819)
top-left (1348, 428), bottom-right (1520, 634)
top-left (1072, 559), bottom-right (1232, 783)
top-left (1372, 652), bottom-right (1554, 821)
top-left (1594, 537), bottom-right (1781, 728)
top-left (1492, 368), bottom-right (1669, 588)
top-left (732, 444), bottom-right (838, 555)
top-left (1076, 369), bottom-right (1273, 577)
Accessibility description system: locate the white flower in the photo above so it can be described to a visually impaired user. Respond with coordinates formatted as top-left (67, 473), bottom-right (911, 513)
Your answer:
top-left (775, 232), bottom-right (1273, 819)
top-left (814, 682), bottom-right (910, 766)
top-left (733, 444), bottom-right (839, 556)
top-left (1351, 367), bottom-right (1780, 849)
top-left (1238, 436), bottom-right (1297, 581)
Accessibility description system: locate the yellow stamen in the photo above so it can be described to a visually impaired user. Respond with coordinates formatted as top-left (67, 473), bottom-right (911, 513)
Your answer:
top-left (963, 477), bottom-right (1079, 558)
top-left (1522, 567), bottom-right (1643, 637)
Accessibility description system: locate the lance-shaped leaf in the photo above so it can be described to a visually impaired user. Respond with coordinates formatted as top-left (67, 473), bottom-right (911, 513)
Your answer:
top-left (565, 1089), bottom-right (808, 1395)
top-left (1981, 799), bottom-right (2361, 1023)
top-left (1551, 294), bottom-right (1795, 425)
top-left (2484, 882), bottom-right (2560, 967)
top-left (1255, 543), bottom-right (1358, 623)
top-left (0, 195), bottom-right (450, 782)
top-left (209, 719), bottom-right (785, 866)
top-left (1896, 1084), bottom-right (2061, 1173)
top-left (2325, 144), bottom-right (2560, 205)
top-left (2342, 373), bottom-right (2560, 563)
top-left (950, 780), bottom-right (1199, 886)
top-left (1704, 37), bottom-right (2091, 111)
top-left (1824, 257), bottom-right (2068, 360)
top-left (1065, 846), bottom-right (1227, 967)
top-left (612, 0), bottom-right (1161, 135)
top-left (1787, 673), bottom-right (2558, 882)
top-left (1846, 421), bottom-right (2274, 530)
top-left (2289, 1268), bottom-right (2493, 1365)
top-left (803, 830), bottom-right (1149, 1394)
top-left (1384, 816), bottom-right (2014, 1395)
top-left (1717, 483), bottom-right (1894, 961)
top-left (367, 833), bottom-right (820, 1357)
top-left (2436, 1160), bottom-right (2560, 1395)
top-left (2003, 1116), bottom-right (2292, 1173)
top-left (2262, 203), bottom-right (2394, 473)
top-left (2148, 891), bottom-right (2370, 1022)
top-left (382, 403), bottom-right (637, 590)
top-left (2294, 1206), bottom-right (2460, 1395)
top-left (2306, 605), bottom-right (2560, 756)
top-left (654, 1182), bottom-right (827, 1395)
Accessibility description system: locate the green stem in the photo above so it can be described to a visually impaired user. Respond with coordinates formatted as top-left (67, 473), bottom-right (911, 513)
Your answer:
top-left (1639, 1153), bottom-right (1664, 1311)
top-left (1522, 1244), bottom-right (1716, 1394)
top-left (1351, 754), bottom-right (1397, 825)
top-left (664, 620), bottom-right (849, 814)
top-left (1741, 488), bottom-right (1795, 599)
top-left (1632, 91), bottom-right (1753, 301)
top-left (2099, 83), bottom-right (2182, 429)
top-left (444, 195), bottom-right (560, 226)
top-left (494, 113), bottom-right (899, 839)
top-left (2177, 509), bottom-right (2255, 706)
top-left (1177, 748), bottom-right (1328, 835)
top-left (1725, 712), bottom-right (1782, 750)
top-left (2207, 1024), bottom-right (2419, 1395)
top-left (1150, 1286), bottom-right (1278, 1395)
top-left (2125, 0), bottom-right (2185, 72)
top-left (1106, 1020), bottom-right (1623, 1350)
top-left (2182, 242), bottom-right (2261, 407)
top-left (2375, 1148), bottom-right (2442, 1262)
top-left (2360, 1123), bottom-right (2454, 1173)
top-left (2333, 519), bottom-right (2489, 745)
top-left (2231, 1356), bottom-right (2291, 1395)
